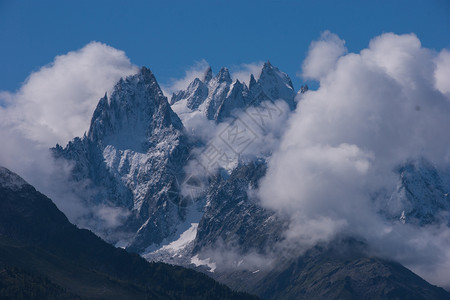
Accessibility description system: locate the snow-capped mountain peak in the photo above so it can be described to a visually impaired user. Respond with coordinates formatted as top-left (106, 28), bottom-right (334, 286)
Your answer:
top-left (170, 62), bottom-right (296, 122)
top-left (88, 66), bottom-right (182, 151)
top-left (385, 158), bottom-right (450, 225)
top-left (53, 67), bottom-right (191, 252)
top-left (214, 67), bottom-right (232, 84)
top-left (255, 61), bottom-right (296, 108)
top-left (171, 77), bottom-right (209, 110)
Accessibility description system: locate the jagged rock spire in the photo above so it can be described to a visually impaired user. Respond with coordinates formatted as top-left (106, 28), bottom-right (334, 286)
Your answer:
top-left (87, 66), bottom-right (183, 147)
top-left (249, 74), bottom-right (257, 90)
top-left (215, 67), bottom-right (232, 84)
top-left (203, 66), bottom-right (213, 83)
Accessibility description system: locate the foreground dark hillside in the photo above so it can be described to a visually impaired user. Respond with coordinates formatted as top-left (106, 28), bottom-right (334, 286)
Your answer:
top-left (255, 242), bottom-right (450, 300)
top-left (210, 239), bottom-right (450, 299)
top-left (0, 166), bottom-right (258, 300)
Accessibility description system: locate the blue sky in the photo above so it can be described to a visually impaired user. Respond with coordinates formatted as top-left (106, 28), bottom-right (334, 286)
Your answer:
top-left (1, 0), bottom-right (449, 92)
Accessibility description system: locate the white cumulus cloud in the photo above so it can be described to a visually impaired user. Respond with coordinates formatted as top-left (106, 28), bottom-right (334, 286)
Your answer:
top-left (0, 41), bottom-right (138, 146)
top-left (259, 32), bottom-right (450, 287)
top-left (0, 41), bottom-right (137, 230)
top-left (435, 49), bottom-right (450, 96)
top-left (301, 30), bottom-right (347, 80)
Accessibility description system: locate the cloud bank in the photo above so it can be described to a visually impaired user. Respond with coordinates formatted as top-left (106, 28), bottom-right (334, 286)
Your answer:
top-left (259, 32), bottom-right (450, 287)
top-left (0, 42), bottom-right (138, 232)
top-left (0, 41), bottom-right (138, 146)
top-left (301, 30), bottom-right (347, 80)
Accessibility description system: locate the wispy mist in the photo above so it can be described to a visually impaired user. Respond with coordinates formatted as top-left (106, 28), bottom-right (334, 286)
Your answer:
top-left (0, 41), bottom-right (138, 235)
